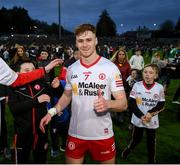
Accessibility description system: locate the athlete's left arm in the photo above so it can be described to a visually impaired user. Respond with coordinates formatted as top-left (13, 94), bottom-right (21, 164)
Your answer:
top-left (108, 90), bottom-right (128, 112)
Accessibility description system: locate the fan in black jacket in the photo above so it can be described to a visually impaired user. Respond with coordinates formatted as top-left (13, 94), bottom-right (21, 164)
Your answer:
top-left (8, 60), bottom-right (63, 164)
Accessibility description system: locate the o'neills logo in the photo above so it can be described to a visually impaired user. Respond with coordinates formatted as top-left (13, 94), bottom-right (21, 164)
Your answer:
top-left (68, 141), bottom-right (75, 150)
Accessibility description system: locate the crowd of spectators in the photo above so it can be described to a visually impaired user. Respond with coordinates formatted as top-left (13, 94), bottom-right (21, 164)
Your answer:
top-left (0, 37), bottom-right (179, 163)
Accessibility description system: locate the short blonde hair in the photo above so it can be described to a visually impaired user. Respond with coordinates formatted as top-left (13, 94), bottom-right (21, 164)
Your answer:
top-left (143, 63), bottom-right (159, 74)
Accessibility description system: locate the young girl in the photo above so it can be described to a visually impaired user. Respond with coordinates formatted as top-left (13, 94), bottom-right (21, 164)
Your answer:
top-left (121, 64), bottom-right (165, 163)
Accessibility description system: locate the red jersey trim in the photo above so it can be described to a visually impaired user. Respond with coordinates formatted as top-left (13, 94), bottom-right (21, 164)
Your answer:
top-left (80, 56), bottom-right (101, 68)
top-left (143, 80), bottom-right (155, 90)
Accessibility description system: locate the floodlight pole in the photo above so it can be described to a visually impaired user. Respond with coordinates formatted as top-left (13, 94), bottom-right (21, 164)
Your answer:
top-left (58, 0), bottom-right (61, 41)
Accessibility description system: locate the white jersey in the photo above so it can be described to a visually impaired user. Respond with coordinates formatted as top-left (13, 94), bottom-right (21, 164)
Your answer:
top-left (0, 58), bottom-right (17, 85)
top-left (65, 56), bottom-right (124, 140)
top-left (130, 81), bottom-right (165, 129)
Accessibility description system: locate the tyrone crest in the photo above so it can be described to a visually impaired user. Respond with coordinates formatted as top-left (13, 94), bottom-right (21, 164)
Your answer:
top-left (99, 73), bottom-right (106, 80)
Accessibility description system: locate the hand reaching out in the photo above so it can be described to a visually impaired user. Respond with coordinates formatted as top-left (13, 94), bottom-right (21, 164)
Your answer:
top-left (51, 77), bottom-right (60, 88)
top-left (45, 59), bottom-right (64, 73)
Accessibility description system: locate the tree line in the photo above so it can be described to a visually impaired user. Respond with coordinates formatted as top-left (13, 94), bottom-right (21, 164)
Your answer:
top-left (0, 6), bottom-right (180, 37)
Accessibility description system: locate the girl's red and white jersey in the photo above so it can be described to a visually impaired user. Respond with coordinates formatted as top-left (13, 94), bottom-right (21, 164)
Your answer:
top-left (130, 81), bottom-right (165, 129)
top-left (65, 56), bottom-right (124, 140)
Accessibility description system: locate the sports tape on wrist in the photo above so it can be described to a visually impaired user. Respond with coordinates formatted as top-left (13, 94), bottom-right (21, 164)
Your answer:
top-left (48, 107), bottom-right (57, 117)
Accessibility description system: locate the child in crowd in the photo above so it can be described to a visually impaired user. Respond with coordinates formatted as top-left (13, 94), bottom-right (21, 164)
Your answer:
top-left (49, 78), bottom-right (70, 157)
top-left (121, 64), bottom-right (165, 163)
top-left (125, 69), bottom-right (139, 97)
top-left (37, 49), bottom-right (54, 84)
top-left (7, 59), bottom-right (60, 164)
top-left (125, 69), bottom-right (139, 130)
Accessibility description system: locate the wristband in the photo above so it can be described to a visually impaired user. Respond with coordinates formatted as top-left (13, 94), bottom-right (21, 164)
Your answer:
top-left (48, 107), bottom-right (58, 117)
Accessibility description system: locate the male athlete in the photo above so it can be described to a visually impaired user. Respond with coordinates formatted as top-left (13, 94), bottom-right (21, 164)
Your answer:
top-left (40, 24), bottom-right (127, 164)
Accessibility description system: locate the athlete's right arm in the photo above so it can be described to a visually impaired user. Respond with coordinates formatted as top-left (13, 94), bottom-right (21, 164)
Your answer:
top-left (40, 89), bottom-right (72, 133)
